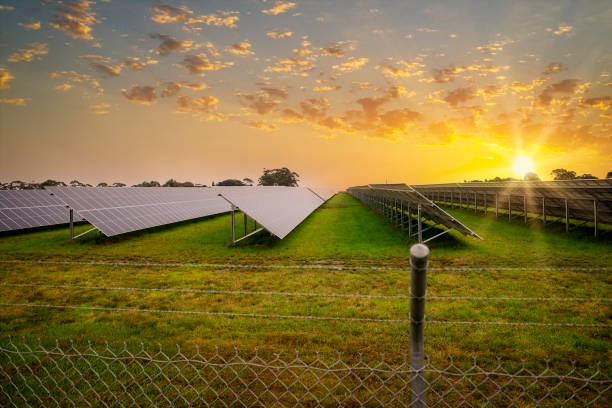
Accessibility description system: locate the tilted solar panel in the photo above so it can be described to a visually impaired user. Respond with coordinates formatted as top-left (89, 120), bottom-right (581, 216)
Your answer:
top-left (217, 186), bottom-right (326, 239)
top-left (307, 187), bottom-right (337, 202)
top-left (347, 184), bottom-right (482, 241)
top-left (0, 189), bottom-right (81, 232)
top-left (46, 187), bottom-right (231, 237)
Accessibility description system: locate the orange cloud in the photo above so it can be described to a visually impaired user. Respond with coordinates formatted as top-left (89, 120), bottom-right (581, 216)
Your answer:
top-left (89, 103), bottom-right (110, 114)
top-left (149, 34), bottom-right (194, 56)
top-left (121, 85), bottom-right (157, 104)
top-left (151, 5), bottom-right (192, 24)
top-left (375, 59), bottom-right (424, 77)
top-left (321, 41), bottom-right (354, 57)
top-left (0, 68), bottom-right (15, 89)
top-left (264, 57), bottom-right (315, 76)
top-left (176, 95), bottom-right (222, 120)
top-left (180, 54), bottom-right (233, 75)
top-left (18, 21), bottom-right (41, 30)
top-left (8, 43), bottom-right (49, 63)
top-left (247, 120), bottom-right (278, 131)
top-left (262, 1), bottom-right (296, 16)
top-left (266, 30), bottom-right (293, 39)
top-left (191, 12), bottom-right (239, 28)
top-left (0, 98), bottom-right (26, 106)
top-left (332, 57), bottom-right (369, 72)
top-left (227, 41), bottom-right (254, 56)
top-left (51, 0), bottom-right (99, 40)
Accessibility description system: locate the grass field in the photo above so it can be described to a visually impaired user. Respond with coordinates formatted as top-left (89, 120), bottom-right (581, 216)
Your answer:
top-left (0, 193), bottom-right (610, 371)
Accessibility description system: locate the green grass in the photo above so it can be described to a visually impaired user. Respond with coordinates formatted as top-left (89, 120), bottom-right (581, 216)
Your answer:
top-left (0, 193), bottom-right (610, 370)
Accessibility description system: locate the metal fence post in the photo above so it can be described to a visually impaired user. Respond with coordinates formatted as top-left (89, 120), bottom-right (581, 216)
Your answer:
top-left (410, 244), bottom-right (429, 408)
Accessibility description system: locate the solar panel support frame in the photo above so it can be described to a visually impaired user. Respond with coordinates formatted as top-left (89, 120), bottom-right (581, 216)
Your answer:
top-left (218, 193), bottom-right (266, 244)
top-left (69, 209), bottom-right (74, 240)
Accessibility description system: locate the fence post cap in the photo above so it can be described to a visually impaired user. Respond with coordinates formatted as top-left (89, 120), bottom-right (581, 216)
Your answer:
top-left (410, 244), bottom-right (429, 259)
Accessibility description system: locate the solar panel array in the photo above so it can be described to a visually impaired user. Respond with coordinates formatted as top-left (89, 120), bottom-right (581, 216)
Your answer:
top-left (0, 190), bottom-right (82, 232)
top-left (347, 184), bottom-right (482, 241)
top-left (217, 187), bottom-right (330, 239)
top-left (412, 180), bottom-right (612, 225)
top-left (47, 187), bottom-right (231, 237)
top-left (307, 188), bottom-right (337, 202)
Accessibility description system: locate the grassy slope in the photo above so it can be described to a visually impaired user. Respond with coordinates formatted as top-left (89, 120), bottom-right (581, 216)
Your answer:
top-left (0, 193), bottom-right (610, 369)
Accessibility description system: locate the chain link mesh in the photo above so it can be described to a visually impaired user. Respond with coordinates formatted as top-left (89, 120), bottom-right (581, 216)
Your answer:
top-left (1, 339), bottom-right (609, 407)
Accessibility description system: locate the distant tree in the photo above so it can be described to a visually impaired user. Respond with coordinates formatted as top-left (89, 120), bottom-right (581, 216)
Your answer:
top-left (163, 179), bottom-right (194, 187)
top-left (133, 181), bottom-right (161, 187)
top-left (112, 182), bottom-right (126, 187)
top-left (243, 177), bottom-right (254, 186)
top-left (258, 167), bottom-right (299, 187)
top-left (551, 169), bottom-right (576, 180)
top-left (524, 172), bottom-right (540, 181)
top-left (40, 179), bottom-right (66, 187)
top-left (469, 180), bottom-right (483, 183)
top-left (217, 179), bottom-right (246, 186)
top-left (575, 174), bottom-right (598, 180)
top-left (607, 172), bottom-right (612, 179)
top-left (97, 182), bottom-right (109, 187)
top-left (69, 180), bottom-right (91, 187)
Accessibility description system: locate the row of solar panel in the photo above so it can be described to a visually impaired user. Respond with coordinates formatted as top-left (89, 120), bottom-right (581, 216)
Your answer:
top-left (0, 187), bottom-right (336, 239)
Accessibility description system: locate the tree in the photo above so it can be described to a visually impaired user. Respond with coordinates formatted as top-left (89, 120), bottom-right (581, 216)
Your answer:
top-left (243, 178), bottom-right (254, 186)
top-left (217, 179), bottom-right (246, 186)
top-left (575, 174), bottom-right (598, 180)
top-left (97, 182), bottom-right (109, 187)
top-left (607, 172), bottom-right (612, 179)
top-left (133, 181), bottom-right (161, 187)
top-left (163, 179), bottom-right (194, 187)
top-left (551, 169), bottom-right (576, 180)
top-left (112, 182), bottom-right (126, 187)
top-left (40, 179), bottom-right (66, 187)
top-left (524, 172), bottom-right (540, 181)
top-left (258, 167), bottom-right (299, 187)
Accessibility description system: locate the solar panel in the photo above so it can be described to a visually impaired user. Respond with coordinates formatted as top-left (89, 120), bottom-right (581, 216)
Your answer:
top-left (46, 187), bottom-right (231, 237)
top-left (0, 189), bottom-right (82, 232)
top-left (412, 180), bottom-right (612, 225)
top-left (307, 188), bottom-right (337, 202)
top-left (347, 184), bottom-right (482, 242)
top-left (217, 186), bottom-right (326, 239)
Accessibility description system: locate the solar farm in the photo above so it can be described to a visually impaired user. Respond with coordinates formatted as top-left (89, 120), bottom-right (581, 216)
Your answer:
top-left (0, 184), bottom-right (610, 406)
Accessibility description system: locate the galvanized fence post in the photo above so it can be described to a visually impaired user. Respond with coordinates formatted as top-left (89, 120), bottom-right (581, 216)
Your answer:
top-left (410, 244), bottom-right (429, 408)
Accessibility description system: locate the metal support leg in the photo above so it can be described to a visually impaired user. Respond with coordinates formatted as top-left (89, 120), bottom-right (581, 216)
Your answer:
top-left (565, 199), bottom-right (569, 233)
top-left (417, 204), bottom-right (423, 243)
top-left (231, 206), bottom-right (236, 242)
top-left (69, 209), bottom-right (74, 240)
top-left (594, 200), bottom-right (598, 237)
top-left (408, 206), bottom-right (412, 237)
top-left (410, 243), bottom-right (429, 408)
top-left (508, 195), bottom-right (511, 221)
top-left (542, 197), bottom-right (546, 225)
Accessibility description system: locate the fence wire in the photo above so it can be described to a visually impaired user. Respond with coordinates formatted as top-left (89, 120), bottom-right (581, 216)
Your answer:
top-left (0, 339), bottom-right (609, 407)
top-left (1, 282), bottom-right (609, 303)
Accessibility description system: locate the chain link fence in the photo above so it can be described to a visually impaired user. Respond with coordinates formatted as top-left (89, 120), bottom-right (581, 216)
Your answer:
top-left (1, 338), bottom-right (610, 407)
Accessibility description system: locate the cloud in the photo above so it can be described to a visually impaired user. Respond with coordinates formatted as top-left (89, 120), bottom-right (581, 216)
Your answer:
top-left (266, 30), bottom-right (293, 39)
top-left (176, 95), bottom-right (221, 120)
top-left (122, 57), bottom-right (156, 71)
top-left (379, 108), bottom-right (421, 129)
top-left (300, 98), bottom-right (330, 119)
top-left (0, 98), bottom-right (26, 106)
top-left (151, 5), bottom-right (192, 24)
top-left (0, 68), bottom-right (15, 89)
top-left (352, 82), bottom-right (371, 90)
top-left (548, 25), bottom-right (572, 35)
top-left (262, 1), bottom-right (296, 16)
top-left (121, 85), bottom-right (157, 104)
top-left (416, 27), bottom-right (438, 33)
top-left (475, 38), bottom-right (514, 54)
top-left (89, 103), bottom-right (110, 114)
top-left (180, 54), bottom-right (233, 75)
top-left (18, 21), bottom-right (41, 30)
top-left (536, 79), bottom-right (587, 106)
top-left (278, 108), bottom-right (303, 122)
top-left (332, 57), bottom-right (368, 72)
top-left (443, 87), bottom-right (476, 107)
top-left (375, 59), bottom-right (424, 77)
top-left (260, 87), bottom-right (288, 98)
top-left (580, 96), bottom-right (611, 111)
top-left (227, 41), bottom-right (254, 56)
top-left (183, 83), bottom-right (208, 91)
top-left (90, 62), bottom-right (122, 78)
top-left (236, 91), bottom-right (282, 115)
top-left (0, 5), bottom-right (15, 11)
top-left (149, 34), bottom-right (194, 56)
top-left (247, 120), bottom-right (278, 131)
top-left (313, 85), bottom-right (341, 92)
top-left (161, 82), bottom-right (181, 97)
top-left (51, 0), bottom-right (99, 40)
top-left (50, 70), bottom-right (104, 96)
top-left (321, 41), bottom-right (354, 57)
top-left (542, 62), bottom-right (565, 76)
top-left (264, 57), bottom-right (315, 76)
top-left (8, 43), bottom-right (49, 63)
top-left (192, 12), bottom-right (239, 28)
top-left (429, 63), bottom-right (508, 83)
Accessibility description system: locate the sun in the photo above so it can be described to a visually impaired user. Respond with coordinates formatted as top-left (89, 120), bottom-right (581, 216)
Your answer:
top-left (513, 155), bottom-right (536, 177)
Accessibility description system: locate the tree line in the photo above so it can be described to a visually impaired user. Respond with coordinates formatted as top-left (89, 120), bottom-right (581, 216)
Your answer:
top-left (1, 168), bottom-right (300, 190)
top-left (465, 169), bottom-right (610, 183)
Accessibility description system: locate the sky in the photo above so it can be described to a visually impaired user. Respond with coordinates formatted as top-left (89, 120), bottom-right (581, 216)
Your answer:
top-left (0, 0), bottom-right (610, 189)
